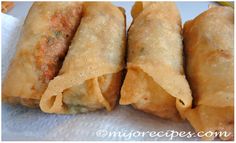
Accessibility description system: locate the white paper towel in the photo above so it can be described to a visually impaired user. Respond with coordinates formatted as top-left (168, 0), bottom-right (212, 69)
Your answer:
top-left (2, 104), bottom-right (198, 141)
top-left (1, 11), bottom-right (199, 141)
top-left (1, 13), bottom-right (22, 81)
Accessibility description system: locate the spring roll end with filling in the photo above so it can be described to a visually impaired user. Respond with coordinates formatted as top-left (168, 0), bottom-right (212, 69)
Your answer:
top-left (119, 2), bottom-right (192, 121)
top-left (40, 2), bottom-right (126, 114)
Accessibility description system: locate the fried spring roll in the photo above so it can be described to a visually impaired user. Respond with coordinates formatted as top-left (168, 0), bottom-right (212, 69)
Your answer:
top-left (119, 2), bottom-right (192, 121)
top-left (2, 2), bottom-right (83, 107)
top-left (1, 2), bottom-right (14, 13)
top-left (40, 2), bottom-right (126, 114)
top-left (183, 6), bottom-right (234, 140)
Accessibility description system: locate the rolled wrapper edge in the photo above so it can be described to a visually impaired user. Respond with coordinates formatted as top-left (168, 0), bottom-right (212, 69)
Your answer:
top-left (40, 64), bottom-right (123, 114)
top-left (123, 63), bottom-right (193, 109)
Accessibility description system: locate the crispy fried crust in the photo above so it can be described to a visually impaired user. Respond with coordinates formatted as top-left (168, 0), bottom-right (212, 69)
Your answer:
top-left (1, 2), bottom-right (14, 13)
top-left (183, 6), bottom-right (234, 140)
top-left (2, 2), bottom-right (83, 107)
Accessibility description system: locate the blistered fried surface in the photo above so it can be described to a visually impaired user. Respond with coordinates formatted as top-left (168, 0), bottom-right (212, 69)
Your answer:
top-left (184, 6), bottom-right (234, 107)
top-left (183, 6), bottom-right (234, 140)
top-left (40, 2), bottom-right (126, 114)
top-left (121, 68), bottom-right (180, 120)
top-left (2, 2), bottom-right (82, 107)
top-left (120, 2), bottom-right (192, 120)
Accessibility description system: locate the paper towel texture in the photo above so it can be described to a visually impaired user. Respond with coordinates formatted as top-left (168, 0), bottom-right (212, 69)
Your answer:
top-left (1, 13), bottom-right (22, 81)
top-left (3, 103), bottom-right (199, 141)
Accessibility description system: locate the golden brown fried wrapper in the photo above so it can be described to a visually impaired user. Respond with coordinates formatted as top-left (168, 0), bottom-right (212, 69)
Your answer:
top-left (1, 2), bottom-right (14, 13)
top-left (2, 2), bottom-right (83, 107)
top-left (119, 2), bottom-right (192, 121)
top-left (183, 6), bottom-right (234, 140)
top-left (40, 2), bottom-right (126, 114)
